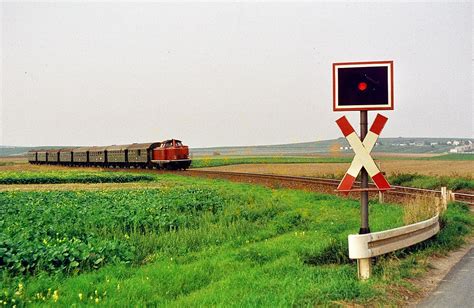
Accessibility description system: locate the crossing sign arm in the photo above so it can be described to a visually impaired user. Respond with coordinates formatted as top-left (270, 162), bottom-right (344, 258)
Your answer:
top-left (336, 114), bottom-right (391, 192)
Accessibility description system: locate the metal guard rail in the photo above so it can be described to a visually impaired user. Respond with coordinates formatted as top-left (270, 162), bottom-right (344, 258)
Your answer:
top-left (348, 214), bottom-right (440, 259)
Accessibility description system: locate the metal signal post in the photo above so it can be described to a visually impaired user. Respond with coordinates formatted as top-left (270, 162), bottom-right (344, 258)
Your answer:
top-left (358, 110), bottom-right (371, 280)
top-left (359, 110), bottom-right (370, 235)
top-left (333, 60), bottom-right (394, 279)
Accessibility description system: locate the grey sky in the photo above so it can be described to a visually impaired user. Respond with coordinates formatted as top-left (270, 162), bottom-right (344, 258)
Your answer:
top-left (1, 1), bottom-right (472, 148)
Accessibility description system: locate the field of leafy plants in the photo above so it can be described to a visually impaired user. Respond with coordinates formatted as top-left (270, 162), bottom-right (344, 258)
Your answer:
top-left (0, 187), bottom-right (224, 276)
top-left (0, 170), bottom-right (154, 185)
top-left (0, 171), bottom-right (473, 306)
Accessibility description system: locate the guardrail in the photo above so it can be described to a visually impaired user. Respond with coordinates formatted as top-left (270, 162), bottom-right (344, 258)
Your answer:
top-left (348, 214), bottom-right (440, 279)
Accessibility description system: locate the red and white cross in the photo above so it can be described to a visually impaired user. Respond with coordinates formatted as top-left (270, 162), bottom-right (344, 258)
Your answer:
top-left (336, 113), bottom-right (391, 192)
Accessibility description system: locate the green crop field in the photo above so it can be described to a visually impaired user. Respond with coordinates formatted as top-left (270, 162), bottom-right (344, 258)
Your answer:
top-left (0, 170), bottom-right (154, 185)
top-left (190, 156), bottom-right (352, 168)
top-left (0, 172), bottom-right (473, 306)
top-left (423, 153), bottom-right (474, 161)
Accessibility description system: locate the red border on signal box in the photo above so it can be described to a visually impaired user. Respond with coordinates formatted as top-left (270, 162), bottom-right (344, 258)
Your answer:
top-left (332, 60), bottom-right (394, 112)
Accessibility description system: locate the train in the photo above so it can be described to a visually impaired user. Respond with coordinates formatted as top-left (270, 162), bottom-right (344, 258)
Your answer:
top-left (27, 139), bottom-right (192, 170)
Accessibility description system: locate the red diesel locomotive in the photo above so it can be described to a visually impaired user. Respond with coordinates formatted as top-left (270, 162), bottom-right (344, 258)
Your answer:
top-left (28, 139), bottom-right (192, 170)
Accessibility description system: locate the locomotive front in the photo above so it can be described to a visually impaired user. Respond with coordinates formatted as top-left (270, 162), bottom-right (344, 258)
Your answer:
top-left (152, 139), bottom-right (192, 170)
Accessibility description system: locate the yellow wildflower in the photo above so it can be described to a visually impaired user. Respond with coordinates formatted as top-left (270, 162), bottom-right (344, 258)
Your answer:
top-left (78, 293), bottom-right (83, 301)
top-left (95, 298), bottom-right (99, 303)
top-left (52, 290), bottom-right (59, 302)
top-left (15, 283), bottom-right (23, 295)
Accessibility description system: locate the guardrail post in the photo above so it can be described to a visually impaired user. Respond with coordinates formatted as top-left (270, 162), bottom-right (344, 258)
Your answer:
top-left (378, 191), bottom-right (384, 203)
top-left (448, 189), bottom-right (454, 203)
top-left (357, 258), bottom-right (371, 280)
top-left (441, 187), bottom-right (448, 210)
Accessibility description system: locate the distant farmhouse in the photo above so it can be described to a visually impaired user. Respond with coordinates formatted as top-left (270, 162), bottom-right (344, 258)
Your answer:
top-left (449, 140), bottom-right (473, 153)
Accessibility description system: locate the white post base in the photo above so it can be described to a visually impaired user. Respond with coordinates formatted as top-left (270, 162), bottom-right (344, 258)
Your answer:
top-left (357, 258), bottom-right (371, 280)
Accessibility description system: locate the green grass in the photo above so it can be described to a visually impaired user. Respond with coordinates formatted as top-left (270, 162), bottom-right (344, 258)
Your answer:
top-left (389, 173), bottom-right (474, 191)
top-left (190, 156), bottom-right (352, 168)
top-left (0, 170), bottom-right (154, 185)
top-left (423, 153), bottom-right (474, 161)
top-left (0, 173), bottom-right (472, 306)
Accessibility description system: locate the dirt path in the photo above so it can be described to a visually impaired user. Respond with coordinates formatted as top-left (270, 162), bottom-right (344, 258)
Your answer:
top-left (408, 237), bottom-right (474, 306)
top-left (417, 245), bottom-right (474, 307)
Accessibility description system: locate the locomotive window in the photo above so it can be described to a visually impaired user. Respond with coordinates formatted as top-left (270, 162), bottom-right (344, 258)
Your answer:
top-left (175, 141), bottom-right (182, 147)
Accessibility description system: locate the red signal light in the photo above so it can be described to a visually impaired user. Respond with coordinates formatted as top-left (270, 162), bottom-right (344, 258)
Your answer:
top-left (358, 82), bottom-right (368, 91)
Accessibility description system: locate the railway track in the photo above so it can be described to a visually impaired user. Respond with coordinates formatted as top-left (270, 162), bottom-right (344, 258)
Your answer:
top-left (452, 192), bottom-right (474, 205)
top-left (15, 164), bottom-right (473, 206)
top-left (182, 169), bottom-right (474, 206)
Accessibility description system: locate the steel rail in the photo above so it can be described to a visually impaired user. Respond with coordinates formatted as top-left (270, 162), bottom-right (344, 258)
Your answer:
top-left (183, 169), bottom-right (474, 206)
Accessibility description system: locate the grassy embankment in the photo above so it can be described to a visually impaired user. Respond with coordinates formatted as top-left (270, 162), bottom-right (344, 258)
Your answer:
top-left (0, 171), bottom-right (473, 306)
top-left (385, 154), bottom-right (473, 190)
top-left (389, 173), bottom-right (474, 191)
top-left (389, 155), bottom-right (473, 190)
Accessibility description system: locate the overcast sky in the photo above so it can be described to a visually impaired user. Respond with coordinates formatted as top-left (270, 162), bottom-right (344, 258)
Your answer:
top-left (1, 1), bottom-right (472, 147)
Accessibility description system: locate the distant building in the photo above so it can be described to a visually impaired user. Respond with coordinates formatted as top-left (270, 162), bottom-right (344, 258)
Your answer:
top-left (450, 143), bottom-right (474, 153)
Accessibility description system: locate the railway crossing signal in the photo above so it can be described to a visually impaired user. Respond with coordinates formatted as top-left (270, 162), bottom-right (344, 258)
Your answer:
top-left (333, 60), bottom-right (394, 279)
top-left (333, 61), bottom-right (393, 111)
top-left (336, 114), bottom-right (390, 192)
